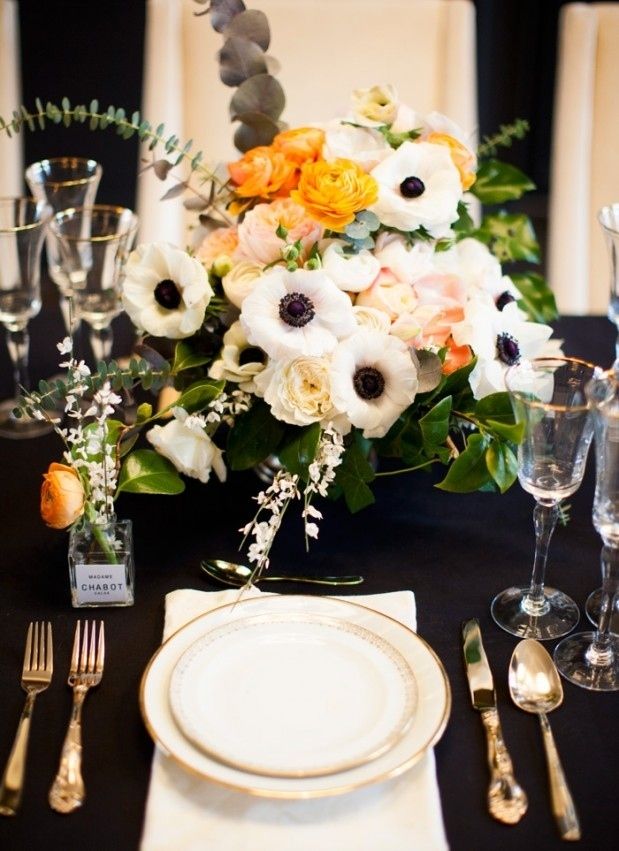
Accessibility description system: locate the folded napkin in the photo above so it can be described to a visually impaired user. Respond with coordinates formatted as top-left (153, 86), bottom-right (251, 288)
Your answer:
top-left (140, 588), bottom-right (448, 851)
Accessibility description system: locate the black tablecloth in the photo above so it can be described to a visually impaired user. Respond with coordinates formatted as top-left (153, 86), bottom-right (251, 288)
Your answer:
top-left (0, 303), bottom-right (617, 851)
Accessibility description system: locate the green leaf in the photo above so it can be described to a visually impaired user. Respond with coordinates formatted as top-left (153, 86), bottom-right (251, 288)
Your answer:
top-left (172, 341), bottom-right (212, 373)
top-left (474, 212), bottom-right (540, 264)
top-left (173, 379), bottom-right (225, 414)
top-left (226, 400), bottom-right (285, 470)
top-left (419, 397), bottom-right (452, 449)
top-left (136, 402), bottom-right (153, 423)
top-left (278, 423), bottom-right (321, 478)
top-left (225, 10), bottom-right (270, 51)
top-left (453, 200), bottom-right (474, 235)
top-left (229, 73), bottom-right (286, 122)
top-left (470, 158), bottom-right (535, 204)
top-left (232, 111), bottom-right (283, 151)
top-left (474, 391), bottom-right (524, 442)
top-left (335, 439), bottom-right (375, 513)
top-left (511, 271), bottom-right (559, 323)
top-left (117, 450), bottom-right (185, 495)
top-left (485, 440), bottom-right (518, 493)
top-left (219, 36), bottom-right (268, 87)
top-left (436, 433), bottom-right (492, 493)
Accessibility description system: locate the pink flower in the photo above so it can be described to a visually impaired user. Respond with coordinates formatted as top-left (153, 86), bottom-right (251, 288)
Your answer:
top-left (411, 273), bottom-right (467, 347)
top-left (237, 198), bottom-right (323, 266)
top-left (196, 226), bottom-right (239, 268)
top-left (354, 269), bottom-right (416, 320)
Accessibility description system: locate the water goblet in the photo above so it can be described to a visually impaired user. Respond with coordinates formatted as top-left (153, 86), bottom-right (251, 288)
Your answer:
top-left (554, 370), bottom-right (619, 691)
top-left (491, 357), bottom-right (599, 639)
top-left (25, 158), bottom-right (102, 331)
top-left (50, 205), bottom-right (138, 362)
top-left (0, 198), bottom-right (52, 439)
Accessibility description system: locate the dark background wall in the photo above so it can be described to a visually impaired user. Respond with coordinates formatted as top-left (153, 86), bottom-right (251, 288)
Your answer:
top-left (13, 0), bottom-right (616, 214)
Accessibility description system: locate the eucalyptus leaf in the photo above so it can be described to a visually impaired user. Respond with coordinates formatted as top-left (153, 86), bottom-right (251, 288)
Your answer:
top-left (416, 350), bottom-right (443, 393)
top-left (209, 0), bottom-right (246, 33)
top-left (219, 36), bottom-right (267, 87)
top-left (470, 159), bottom-right (535, 204)
top-left (133, 343), bottom-right (170, 372)
top-left (225, 9), bottom-right (270, 51)
top-left (117, 449), bottom-right (185, 495)
top-left (232, 110), bottom-right (283, 149)
top-left (229, 74), bottom-right (285, 121)
top-left (160, 181), bottom-right (188, 201)
top-left (183, 195), bottom-right (210, 212)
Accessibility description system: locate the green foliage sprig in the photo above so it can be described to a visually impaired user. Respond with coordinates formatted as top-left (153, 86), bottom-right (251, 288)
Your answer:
top-left (477, 118), bottom-right (530, 158)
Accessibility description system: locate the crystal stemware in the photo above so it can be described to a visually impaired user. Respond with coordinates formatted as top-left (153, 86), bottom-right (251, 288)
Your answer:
top-left (0, 198), bottom-right (52, 439)
top-left (25, 158), bottom-right (102, 331)
top-left (554, 370), bottom-right (619, 691)
top-left (50, 205), bottom-right (138, 362)
top-left (491, 357), bottom-right (599, 639)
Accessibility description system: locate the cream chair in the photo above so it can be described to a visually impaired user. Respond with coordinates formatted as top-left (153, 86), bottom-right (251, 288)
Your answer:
top-left (548, 2), bottom-right (619, 315)
top-left (0, 0), bottom-right (22, 196)
top-left (139, 0), bottom-right (477, 243)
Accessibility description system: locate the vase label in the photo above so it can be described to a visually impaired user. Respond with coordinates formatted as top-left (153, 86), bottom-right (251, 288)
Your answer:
top-left (74, 563), bottom-right (130, 604)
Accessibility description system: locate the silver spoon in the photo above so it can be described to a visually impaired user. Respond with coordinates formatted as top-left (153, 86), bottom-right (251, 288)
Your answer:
top-left (509, 639), bottom-right (581, 841)
top-left (200, 559), bottom-right (364, 588)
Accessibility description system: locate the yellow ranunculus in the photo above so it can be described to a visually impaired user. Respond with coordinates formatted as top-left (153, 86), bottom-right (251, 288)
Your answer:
top-left (40, 463), bottom-right (85, 529)
top-left (291, 159), bottom-right (378, 231)
top-left (426, 132), bottom-right (477, 191)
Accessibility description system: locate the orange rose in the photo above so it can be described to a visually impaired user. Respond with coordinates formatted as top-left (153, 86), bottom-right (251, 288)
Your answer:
top-left (40, 463), bottom-right (85, 529)
top-left (291, 159), bottom-right (379, 231)
top-left (426, 132), bottom-right (477, 191)
top-left (442, 341), bottom-right (473, 375)
top-left (272, 127), bottom-right (325, 165)
top-left (228, 146), bottom-right (298, 199)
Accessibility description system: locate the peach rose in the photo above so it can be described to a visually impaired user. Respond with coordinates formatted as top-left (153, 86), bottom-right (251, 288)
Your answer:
top-left (426, 132), bottom-right (476, 191)
top-left (237, 198), bottom-right (323, 265)
top-left (411, 272), bottom-right (467, 347)
top-left (196, 226), bottom-right (239, 269)
top-left (355, 269), bottom-right (416, 319)
top-left (272, 127), bottom-right (325, 165)
top-left (228, 146), bottom-right (298, 199)
top-left (291, 158), bottom-right (378, 231)
top-left (40, 463), bottom-right (85, 529)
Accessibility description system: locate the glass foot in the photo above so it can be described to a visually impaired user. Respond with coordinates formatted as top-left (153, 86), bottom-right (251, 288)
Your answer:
top-left (491, 585), bottom-right (580, 640)
top-left (585, 588), bottom-right (619, 633)
top-left (554, 631), bottom-right (619, 691)
top-left (0, 398), bottom-right (53, 439)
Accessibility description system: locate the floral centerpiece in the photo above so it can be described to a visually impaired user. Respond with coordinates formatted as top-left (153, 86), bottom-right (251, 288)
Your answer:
top-left (5, 3), bottom-right (558, 583)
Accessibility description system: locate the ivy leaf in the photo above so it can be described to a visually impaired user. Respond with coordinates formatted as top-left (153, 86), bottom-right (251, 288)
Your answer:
top-left (226, 400), bottom-right (285, 470)
top-left (225, 9), bottom-right (270, 51)
top-left (172, 340), bottom-right (212, 373)
top-left (511, 271), bottom-right (559, 323)
top-left (219, 36), bottom-right (267, 87)
top-left (209, 0), bottom-right (246, 33)
top-left (335, 439), bottom-right (375, 513)
top-left (470, 159), bottom-right (535, 204)
top-left (278, 423), bottom-right (321, 478)
top-left (173, 378), bottom-right (224, 414)
top-left (475, 392), bottom-right (523, 442)
top-left (485, 440), bottom-right (518, 493)
top-left (419, 396), bottom-right (452, 449)
top-left (117, 450), bottom-right (185, 495)
top-left (474, 212), bottom-right (540, 264)
top-left (230, 74), bottom-right (286, 121)
top-left (436, 433), bottom-right (492, 493)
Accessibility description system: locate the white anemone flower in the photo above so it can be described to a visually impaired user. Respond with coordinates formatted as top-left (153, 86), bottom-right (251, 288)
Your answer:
top-left (321, 240), bottom-right (380, 292)
top-left (146, 408), bottom-right (226, 484)
top-left (369, 141), bottom-right (461, 237)
top-left (452, 300), bottom-right (553, 399)
top-left (208, 320), bottom-right (266, 392)
top-left (122, 243), bottom-right (213, 339)
top-left (330, 330), bottom-right (418, 438)
top-left (240, 267), bottom-right (357, 360)
top-left (435, 238), bottom-right (521, 307)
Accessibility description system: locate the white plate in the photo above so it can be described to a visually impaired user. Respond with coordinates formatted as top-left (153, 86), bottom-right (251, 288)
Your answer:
top-left (169, 612), bottom-right (417, 778)
top-left (140, 595), bottom-right (451, 799)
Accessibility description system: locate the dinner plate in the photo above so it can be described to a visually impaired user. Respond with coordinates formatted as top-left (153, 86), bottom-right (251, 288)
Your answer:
top-left (169, 612), bottom-right (417, 778)
top-left (140, 594), bottom-right (451, 799)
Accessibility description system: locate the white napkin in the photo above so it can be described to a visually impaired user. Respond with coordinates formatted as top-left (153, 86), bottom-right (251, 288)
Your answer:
top-left (140, 588), bottom-right (448, 851)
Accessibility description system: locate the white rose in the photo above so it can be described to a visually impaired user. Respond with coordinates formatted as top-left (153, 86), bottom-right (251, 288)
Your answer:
top-left (355, 270), bottom-right (417, 319)
top-left (222, 261), bottom-right (264, 309)
top-left (350, 84), bottom-right (399, 126)
top-left (321, 241), bottom-right (380, 292)
top-left (352, 305), bottom-right (391, 333)
top-left (146, 410), bottom-right (227, 484)
top-left (254, 356), bottom-right (339, 426)
top-left (322, 124), bottom-right (391, 172)
top-left (373, 234), bottom-right (436, 284)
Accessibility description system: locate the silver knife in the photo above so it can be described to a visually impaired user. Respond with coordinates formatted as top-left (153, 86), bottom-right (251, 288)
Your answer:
top-left (462, 618), bottom-right (528, 824)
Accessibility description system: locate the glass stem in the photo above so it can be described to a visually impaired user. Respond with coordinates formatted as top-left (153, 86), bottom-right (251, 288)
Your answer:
top-left (586, 545), bottom-right (619, 666)
top-left (5, 326), bottom-right (31, 396)
top-left (89, 326), bottom-right (113, 363)
top-left (522, 501), bottom-right (559, 616)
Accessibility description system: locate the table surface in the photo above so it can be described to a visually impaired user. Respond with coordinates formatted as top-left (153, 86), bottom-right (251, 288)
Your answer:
top-left (0, 295), bottom-right (617, 850)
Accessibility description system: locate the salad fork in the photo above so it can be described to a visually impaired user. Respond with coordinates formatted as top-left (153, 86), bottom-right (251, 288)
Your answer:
top-left (49, 620), bottom-right (105, 813)
top-left (0, 621), bottom-right (53, 816)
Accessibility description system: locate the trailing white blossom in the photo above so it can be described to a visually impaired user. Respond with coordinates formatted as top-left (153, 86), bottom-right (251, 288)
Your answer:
top-left (302, 425), bottom-right (345, 540)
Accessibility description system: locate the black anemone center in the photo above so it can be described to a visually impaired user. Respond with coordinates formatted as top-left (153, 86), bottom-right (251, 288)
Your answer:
top-left (496, 333), bottom-right (521, 365)
top-left (399, 176), bottom-right (425, 198)
top-left (239, 346), bottom-right (266, 366)
top-left (353, 366), bottom-right (385, 400)
top-left (154, 278), bottom-right (182, 310)
top-left (496, 291), bottom-right (516, 311)
top-left (278, 292), bottom-right (315, 327)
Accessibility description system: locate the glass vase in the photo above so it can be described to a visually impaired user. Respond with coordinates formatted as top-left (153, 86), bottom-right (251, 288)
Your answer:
top-left (68, 519), bottom-right (134, 608)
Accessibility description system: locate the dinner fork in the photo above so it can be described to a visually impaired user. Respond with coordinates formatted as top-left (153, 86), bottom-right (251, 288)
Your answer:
top-left (0, 621), bottom-right (53, 816)
top-left (49, 620), bottom-right (104, 813)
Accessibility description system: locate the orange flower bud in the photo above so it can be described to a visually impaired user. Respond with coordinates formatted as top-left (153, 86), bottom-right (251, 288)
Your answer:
top-left (40, 463), bottom-right (85, 529)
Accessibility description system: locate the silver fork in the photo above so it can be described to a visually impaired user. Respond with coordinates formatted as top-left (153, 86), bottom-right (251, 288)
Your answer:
top-left (0, 621), bottom-right (53, 816)
top-left (49, 620), bottom-right (105, 814)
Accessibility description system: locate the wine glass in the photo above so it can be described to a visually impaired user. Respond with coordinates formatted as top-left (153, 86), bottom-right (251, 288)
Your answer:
top-left (491, 357), bottom-right (599, 639)
top-left (25, 158), bottom-right (102, 332)
top-left (554, 370), bottom-right (619, 690)
top-left (50, 205), bottom-right (138, 362)
top-left (0, 198), bottom-right (52, 439)
top-left (598, 204), bottom-right (619, 365)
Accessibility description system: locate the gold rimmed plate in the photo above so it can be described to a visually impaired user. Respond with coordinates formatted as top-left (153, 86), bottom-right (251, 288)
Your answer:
top-left (140, 595), bottom-right (451, 799)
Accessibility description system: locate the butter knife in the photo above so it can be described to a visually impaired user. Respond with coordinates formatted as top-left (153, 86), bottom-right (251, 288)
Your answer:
top-left (462, 618), bottom-right (528, 824)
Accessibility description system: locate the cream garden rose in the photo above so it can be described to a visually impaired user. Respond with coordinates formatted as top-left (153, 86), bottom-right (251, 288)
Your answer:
top-left (222, 261), bottom-right (264, 309)
top-left (254, 355), bottom-right (340, 426)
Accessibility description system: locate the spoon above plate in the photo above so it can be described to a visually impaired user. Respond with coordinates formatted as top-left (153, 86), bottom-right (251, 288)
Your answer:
top-left (200, 558), bottom-right (365, 588)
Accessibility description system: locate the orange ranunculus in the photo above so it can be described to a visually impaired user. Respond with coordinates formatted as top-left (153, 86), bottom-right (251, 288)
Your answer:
top-left (291, 159), bottom-right (379, 231)
top-left (442, 341), bottom-right (473, 375)
top-left (40, 463), bottom-right (85, 529)
top-left (426, 132), bottom-right (477, 191)
top-left (272, 127), bottom-right (325, 166)
top-left (228, 146), bottom-right (298, 199)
